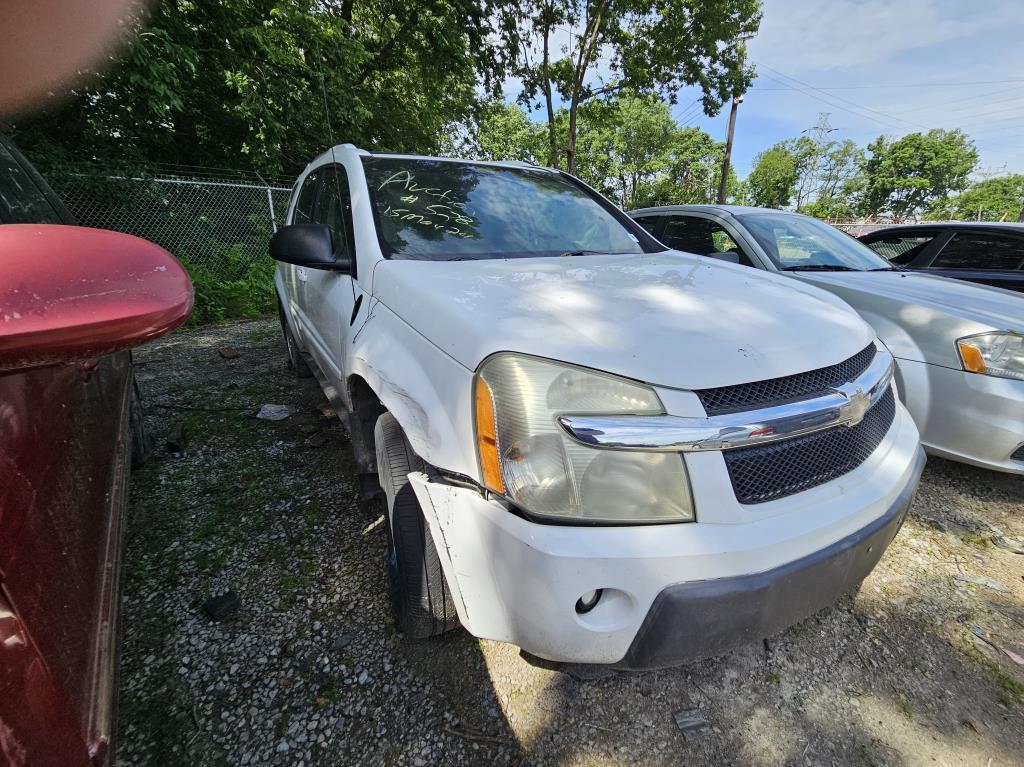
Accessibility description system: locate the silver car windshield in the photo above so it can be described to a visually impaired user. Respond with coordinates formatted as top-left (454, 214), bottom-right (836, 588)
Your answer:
top-left (737, 212), bottom-right (894, 272)
top-left (362, 158), bottom-right (649, 261)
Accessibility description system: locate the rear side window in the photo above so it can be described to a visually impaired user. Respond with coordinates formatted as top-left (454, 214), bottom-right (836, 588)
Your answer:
top-left (864, 234), bottom-right (937, 264)
top-left (0, 143), bottom-right (62, 223)
top-left (292, 170), bottom-right (319, 224)
top-left (932, 233), bottom-right (1024, 271)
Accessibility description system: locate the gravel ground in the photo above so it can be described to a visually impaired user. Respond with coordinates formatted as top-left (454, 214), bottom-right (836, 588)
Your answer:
top-left (119, 318), bottom-right (1024, 767)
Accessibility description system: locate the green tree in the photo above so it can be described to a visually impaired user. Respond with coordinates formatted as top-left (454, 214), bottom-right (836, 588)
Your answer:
top-left (860, 129), bottom-right (978, 219)
top-left (10, 0), bottom-right (507, 177)
top-left (928, 174), bottom-right (1024, 222)
top-left (747, 144), bottom-right (798, 208)
top-left (460, 101), bottom-right (549, 163)
top-left (605, 95), bottom-right (677, 207)
top-left (502, 0), bottom-right (761, 174)
top-left (634, 127), bottom-right (727, 207)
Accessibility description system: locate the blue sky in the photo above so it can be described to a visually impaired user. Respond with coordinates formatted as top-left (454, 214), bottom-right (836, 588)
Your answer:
top-left (508, 0), bottom-right (1024, 180)
top-left (689, 0), bottom-right (1024, 178)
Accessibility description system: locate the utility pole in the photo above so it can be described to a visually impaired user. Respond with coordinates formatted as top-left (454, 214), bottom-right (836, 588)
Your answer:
top-left (716, 35), bottom-right (753, 204)
top-left (716, 94), bottom-right (742, 204)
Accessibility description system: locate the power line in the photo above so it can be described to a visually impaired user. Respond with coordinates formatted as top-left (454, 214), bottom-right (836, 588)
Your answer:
top-left (752, 78), bottom-right (1024, 91)
top-left (672, 98), bottom-right (702, 124)
top-left (757, 63), bottom-right (929, 131)
top-left (892, 87), bottom-right (1019, 116)
top-left (754, 71), bottom-right (911, 132)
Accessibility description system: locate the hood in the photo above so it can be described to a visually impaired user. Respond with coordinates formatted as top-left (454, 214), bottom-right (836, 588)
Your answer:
top-left (371, 251), bottom-right (874, 390)
top-left (790, 271), bottom-right (1024, 367)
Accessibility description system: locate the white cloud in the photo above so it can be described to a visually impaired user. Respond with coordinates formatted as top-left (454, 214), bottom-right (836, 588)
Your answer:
top-left (749, 0), bottom-right (1017, 72)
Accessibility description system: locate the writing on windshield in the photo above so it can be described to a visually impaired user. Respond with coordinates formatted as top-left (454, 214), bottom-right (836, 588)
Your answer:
top-left (376, 170), bottom-right (476, 239)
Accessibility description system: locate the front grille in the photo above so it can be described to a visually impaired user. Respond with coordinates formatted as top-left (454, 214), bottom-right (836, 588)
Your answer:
top-left (696, 344), bottom-right (876, 415)
top-left (1012, 444), bottom-right (1024, 462)
top-left (724, 387), bottom-right (896, 504)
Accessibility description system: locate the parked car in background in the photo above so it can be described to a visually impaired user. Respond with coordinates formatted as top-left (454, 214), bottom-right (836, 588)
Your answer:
top-left (271, 146), bottom-right (924, 669)
top-left (630, 205), bottom-right (1024, 475)
top-left (0, 135), bottom-right (193, 767)
top-left (858, 223), bottom-right (1024, 293)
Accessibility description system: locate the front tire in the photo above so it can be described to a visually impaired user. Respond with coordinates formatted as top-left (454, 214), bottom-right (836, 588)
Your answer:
top-left (374, 412), bottom-right (459, 638)
top-left (278, 301), bottom-right (312, 378)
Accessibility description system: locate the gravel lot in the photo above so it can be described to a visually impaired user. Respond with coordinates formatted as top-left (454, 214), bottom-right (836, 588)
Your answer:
top-left (119, 318), bottom-right (1024, 767)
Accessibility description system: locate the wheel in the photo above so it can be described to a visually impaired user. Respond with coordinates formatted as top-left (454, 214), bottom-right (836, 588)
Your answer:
top-left (128, 371), bottom-right (153, 469)
top-left (374, 412), bottom-right (459, 638)
top-left (278, 301), bottom-right (312, 378)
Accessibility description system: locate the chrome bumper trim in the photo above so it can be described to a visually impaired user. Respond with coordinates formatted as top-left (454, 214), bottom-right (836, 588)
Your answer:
top-left (558, 349), bottom-right (895, 452)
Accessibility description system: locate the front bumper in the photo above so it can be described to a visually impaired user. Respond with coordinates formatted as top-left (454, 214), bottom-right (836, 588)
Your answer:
top-left (618, 453), bottom-right (920, 668)
top-left (411, 403), bottom-right (924, 666)
top-left (895, 357), bottom-right (1024, 474)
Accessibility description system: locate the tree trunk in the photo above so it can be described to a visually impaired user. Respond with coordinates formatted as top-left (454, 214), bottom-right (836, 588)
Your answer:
top-left (541, 12), bottom-right (557, 167)
top-left (565, 0), bottom-right (606, 176)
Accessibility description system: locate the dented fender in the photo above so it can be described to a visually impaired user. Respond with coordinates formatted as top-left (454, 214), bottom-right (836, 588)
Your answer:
top-left (348, 298), bottom-right (479, 479)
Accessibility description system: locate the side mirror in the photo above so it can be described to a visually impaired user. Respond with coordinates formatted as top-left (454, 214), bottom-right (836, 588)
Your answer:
top-left (0, 225), bottom-right (193, 371)
top-left (707, 251), bottom-right (740, 264)
top-left (270, 224), bottom-right (351, 272)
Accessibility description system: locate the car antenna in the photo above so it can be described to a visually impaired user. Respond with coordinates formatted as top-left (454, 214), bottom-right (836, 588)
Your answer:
top-left (312, 37), bottom-right (357, 301)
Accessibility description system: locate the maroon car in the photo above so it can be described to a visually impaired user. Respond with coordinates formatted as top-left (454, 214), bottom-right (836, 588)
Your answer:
top-left (0, 137), bottom-right (193, 766)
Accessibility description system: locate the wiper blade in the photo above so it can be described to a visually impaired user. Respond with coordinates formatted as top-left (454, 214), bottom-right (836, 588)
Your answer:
top-left (781, 264), bottom-right (859, 272)
top-left (559, 250), bottom-right (611, 257)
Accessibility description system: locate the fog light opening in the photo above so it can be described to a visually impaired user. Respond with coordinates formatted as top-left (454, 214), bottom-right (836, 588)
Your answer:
top-left (575, 588), bottom-right (604, 614)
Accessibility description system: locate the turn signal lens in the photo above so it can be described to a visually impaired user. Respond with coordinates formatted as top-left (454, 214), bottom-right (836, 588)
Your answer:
top-left (475, 376), bottom-right (505, 493)
top-left (958, 342), bottom-right (986, 373)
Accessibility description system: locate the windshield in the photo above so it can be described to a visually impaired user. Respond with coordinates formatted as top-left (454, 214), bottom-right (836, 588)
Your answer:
top-left (361, 158), bottom-right (648, 261)
top-left (737, 212), bottom-right (893, 271)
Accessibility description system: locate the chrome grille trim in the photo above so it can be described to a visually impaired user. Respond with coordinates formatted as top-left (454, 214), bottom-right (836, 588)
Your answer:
top-left (557, 348), bottom-right (895, 453)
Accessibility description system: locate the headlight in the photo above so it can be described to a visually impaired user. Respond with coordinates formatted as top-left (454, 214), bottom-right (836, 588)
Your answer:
top-left (474, 353), bottom-right (694, 523)
top-left (957, 332), bottom-right (1024, 381)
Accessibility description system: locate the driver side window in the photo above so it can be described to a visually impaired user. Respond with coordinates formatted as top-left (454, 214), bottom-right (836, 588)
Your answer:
top-left (313, 164), bottom-right (357, 276)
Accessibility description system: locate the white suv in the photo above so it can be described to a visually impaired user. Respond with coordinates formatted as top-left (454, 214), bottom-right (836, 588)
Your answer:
top-left (270, 145), bottom-right (925, 668)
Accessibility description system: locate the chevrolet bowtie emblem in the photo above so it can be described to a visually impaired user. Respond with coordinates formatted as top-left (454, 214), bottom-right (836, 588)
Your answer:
top-left (835, 386), bottom-right (871, 426)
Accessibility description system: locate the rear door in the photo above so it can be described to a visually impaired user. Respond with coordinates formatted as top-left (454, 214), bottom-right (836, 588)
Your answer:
top-left (922, 230), bottom-right (1024, 292)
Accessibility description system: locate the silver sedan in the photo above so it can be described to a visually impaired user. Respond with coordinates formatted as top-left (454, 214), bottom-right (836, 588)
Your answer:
top-left (629, 204), bottom-right (1024, 475)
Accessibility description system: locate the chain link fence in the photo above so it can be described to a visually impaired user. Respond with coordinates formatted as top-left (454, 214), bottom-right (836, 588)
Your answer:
top-left (47, 168), bottom-right (293, 279)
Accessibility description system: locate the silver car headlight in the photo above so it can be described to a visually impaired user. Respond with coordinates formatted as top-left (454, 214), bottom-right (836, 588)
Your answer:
top-left (957, 332), bottom-right (1024, 381)
top-left (474, 353), bottom-right (694, 524)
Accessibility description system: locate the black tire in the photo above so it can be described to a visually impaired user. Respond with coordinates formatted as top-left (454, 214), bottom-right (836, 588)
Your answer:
top-left (278, 302), bottom-right (312, 378)
top-left (128, 372), bottom-right (153, 469)
top-left (374, 412), bottom-right (459, 638)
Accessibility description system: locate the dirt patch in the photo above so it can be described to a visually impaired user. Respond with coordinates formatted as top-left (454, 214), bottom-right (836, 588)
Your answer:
top-left (119, 318), bottom-right (1024, 766)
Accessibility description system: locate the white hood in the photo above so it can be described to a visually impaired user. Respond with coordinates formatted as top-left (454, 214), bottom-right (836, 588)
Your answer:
top-left (371, 251), bottom-right (874, 390)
